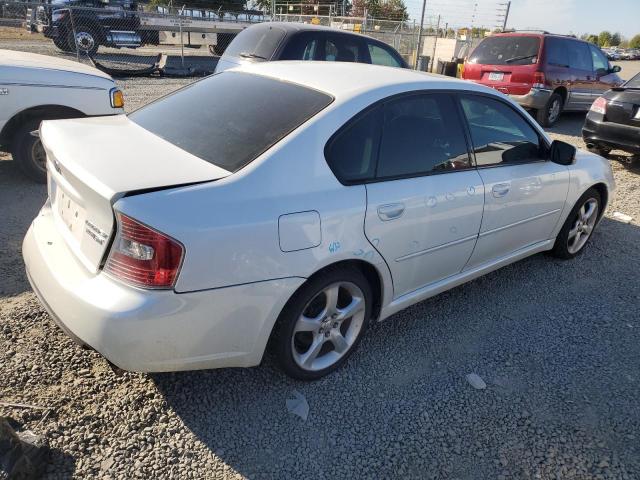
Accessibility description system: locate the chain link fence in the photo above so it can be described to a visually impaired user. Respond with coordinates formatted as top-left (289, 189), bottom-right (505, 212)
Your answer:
top-left (1, 0), bottom-right (481, 76)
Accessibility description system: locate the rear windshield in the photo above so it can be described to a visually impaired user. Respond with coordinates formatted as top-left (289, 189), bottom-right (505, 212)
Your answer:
top-left (224, 25), bottom-right (286, 60)
top-left (624, 73), bottom-right (640, 89)
top-left (130, 72), bottom-right (333, 172)
top-left (469, 36), bottom-right (540, 66)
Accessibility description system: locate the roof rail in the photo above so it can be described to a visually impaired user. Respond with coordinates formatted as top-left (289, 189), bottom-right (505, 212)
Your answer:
top-left (501, 29), bottom-right (550, 34)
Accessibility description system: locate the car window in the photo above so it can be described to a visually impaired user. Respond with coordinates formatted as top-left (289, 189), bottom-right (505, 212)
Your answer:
top-left (279, 32), bottom-right (319, 60)
top-left (544, 37), bottom-right (569, 67)
top-left (624, 72), bottom-right (640, 88)
top-left (223, 25), bottom-right (286, 60)
top-left (130, 72), bottom-right (333, 173)
top-left (368, 43), bottom-right (402, 67)
top-left (376, 94), bottom-right (471, 179)
top-left (589, 45), bottom-right (609, 73)
top-left (566, 41), bottom-right (593, 71)
top-left (301, 39), bottom-right (317, 60)
top-left (460, 95), bottom-right (542, 167)
top-left (325, 106), bottom-right (381, 183)
top-left (469, 36), bottom-right (540, 66)
top-left (321, 35), bottom-right (363, 62)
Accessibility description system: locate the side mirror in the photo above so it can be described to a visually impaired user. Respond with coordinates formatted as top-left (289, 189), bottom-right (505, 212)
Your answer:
top-left (610, 65), bottom-right (622, 73)
top-left (549, 140), bottom-right (576, 165)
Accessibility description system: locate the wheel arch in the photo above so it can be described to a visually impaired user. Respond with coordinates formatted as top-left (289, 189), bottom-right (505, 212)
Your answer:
top-left (591, 182), bottom-right (609, 220)
top-left (553, 86), bottom-right (568, 105)
top-left (0, 105), bottom-right (85, 149)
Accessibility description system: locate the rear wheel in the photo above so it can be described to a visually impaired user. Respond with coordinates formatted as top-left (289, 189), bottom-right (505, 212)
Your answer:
top-left (12, 119), bottom-right (48, 183)
top-left (272, 267), bottom-right (372, 380)
top-left (551, 188), bottom-right (601, 259)
top-left (536, 93), bottom-right (563, 127)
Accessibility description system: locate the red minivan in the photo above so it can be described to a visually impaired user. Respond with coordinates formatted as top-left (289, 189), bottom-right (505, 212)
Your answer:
top-left (462, 32), bottom-right (623, 126)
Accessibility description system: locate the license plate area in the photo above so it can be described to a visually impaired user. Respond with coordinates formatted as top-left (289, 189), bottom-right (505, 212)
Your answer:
top-left (53, 182), bottom-right (86, 240)
top-left (488, 72), bottom-right (504, 81)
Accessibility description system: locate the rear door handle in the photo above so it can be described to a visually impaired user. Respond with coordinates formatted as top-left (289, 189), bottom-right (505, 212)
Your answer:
top-left (377, 203), bottom-right (405, 221)
top-left (492, 183), bottom-right (510, 198)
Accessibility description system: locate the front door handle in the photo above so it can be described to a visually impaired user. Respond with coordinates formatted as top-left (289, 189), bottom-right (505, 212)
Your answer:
top-left (377, 203), bottom-right (405, 221)
top-left (492, 183), bottom-right (510, 198)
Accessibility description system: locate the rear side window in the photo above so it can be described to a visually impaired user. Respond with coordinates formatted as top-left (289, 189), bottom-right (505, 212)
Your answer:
top-left (376, 94), bottom-right (471, 178)
top-left (325, 106), bottom-right (382, 183)
top-left (368, 43), bottom-right (402, 67)
top-left (460, 95), bottom-right (542, 166)
top-left (130, 72), bottom-right (333, 173)
top-left (280, 32), bottom-right (318, 60)
top-left (469, 36), bottom-right (540, 66)
top-left (321, 35), bottom-right (365, 62)
top-left (544, 37), bottom-right (569, 67)
top-left (223, 25), bottom-right (286, 60)
top-left (566, 41), bottom-right (592, 71)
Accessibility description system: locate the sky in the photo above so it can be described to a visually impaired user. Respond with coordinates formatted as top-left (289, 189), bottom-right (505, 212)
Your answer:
top-left (408, 0), bottom-right (639, 40)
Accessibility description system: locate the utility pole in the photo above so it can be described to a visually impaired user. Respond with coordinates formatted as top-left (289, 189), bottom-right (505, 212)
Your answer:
top-left (431, 14), bottom-right (440, 72)
top-left (271, 0), bottom-right (276, 20)
top-left (501, 1), bottom-right (511, 31)
top-left (414, 0), bottom-right (427, 69)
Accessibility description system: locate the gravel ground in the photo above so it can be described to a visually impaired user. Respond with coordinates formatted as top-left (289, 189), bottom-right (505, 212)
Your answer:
top-left (1, 45), bottom-right (640, 479)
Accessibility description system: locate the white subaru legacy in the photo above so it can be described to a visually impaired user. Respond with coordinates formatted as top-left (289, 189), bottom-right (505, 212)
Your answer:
top-left (23, 62), bottom-right (614, 380)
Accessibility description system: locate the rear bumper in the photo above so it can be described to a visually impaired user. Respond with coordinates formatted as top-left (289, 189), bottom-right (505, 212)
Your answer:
top-left (23, 204), bottom-right (304, 372)
top-left (509, 87), bottom-right (552, 110)
top-left (582, 114), bottom-right (640, 154)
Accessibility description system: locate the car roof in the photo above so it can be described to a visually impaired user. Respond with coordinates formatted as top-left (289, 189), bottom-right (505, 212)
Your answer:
top-left (232, 61), bottom-right (494, 99)
top-left (490, 32), bottom-right (587, 43)
top-left (251, 21), bottom-right (359, 35)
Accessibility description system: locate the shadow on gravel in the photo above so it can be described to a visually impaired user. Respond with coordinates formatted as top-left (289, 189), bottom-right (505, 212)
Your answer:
top-left (545, 111), bottom-right (586, 137)
top-left (152, 218), bottom-right (640, 479)
top-left (0, 156), bottom-right (47, 298)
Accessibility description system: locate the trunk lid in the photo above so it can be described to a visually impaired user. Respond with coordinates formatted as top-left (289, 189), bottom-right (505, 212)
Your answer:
top-left (463, 63), bottom-right (538, 95)
top-left (40, 115), bottom-right (231, 273)
top-left (604, 88), bottom-right (640, 127)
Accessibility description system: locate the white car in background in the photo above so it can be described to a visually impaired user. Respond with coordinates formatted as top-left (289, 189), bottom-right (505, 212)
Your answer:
top-left (23, 62), bottom-right (614, 380)
top-left (0, 49), bottom-right (124, 182)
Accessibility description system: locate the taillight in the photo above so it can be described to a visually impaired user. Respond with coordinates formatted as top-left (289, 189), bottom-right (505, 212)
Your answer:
top-left (104, 213), bottom-right (184, 289)
top-left (590, 96), bottom-right (607, 115)
top-left (532, 71), bottom-right (546, 88)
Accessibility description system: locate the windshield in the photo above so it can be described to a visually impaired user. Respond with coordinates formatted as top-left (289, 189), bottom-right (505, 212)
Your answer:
top-left (624, 73), bottom-right (640, 89)
top-left (223, 24), bottom-right (286, 60)
top-left (469, 36), bottom-right (540, 66)
top-left (130, 72), bottom-right (333, 173)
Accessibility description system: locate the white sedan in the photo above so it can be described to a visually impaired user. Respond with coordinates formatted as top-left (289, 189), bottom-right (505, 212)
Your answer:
top-left (23, 62), bottom-right (614, 380)
top-left (0, 49), bottom-right (124, 183)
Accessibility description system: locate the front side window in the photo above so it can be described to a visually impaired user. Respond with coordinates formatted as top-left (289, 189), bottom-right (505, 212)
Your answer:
top-left (460, 95), bottom-right (543, 167)
top-left (589, 45), bottom-right (609, 73)
top-left (566, 40), bottom-right (593, 71)
top-left (469, 36), bottom-right (540, 66)
top-left (368, 43), bottom-right (402, 67)
top-left (376, 93), bottom-right (471, 179)
top-left (131, 72), bottom-right (333, 173)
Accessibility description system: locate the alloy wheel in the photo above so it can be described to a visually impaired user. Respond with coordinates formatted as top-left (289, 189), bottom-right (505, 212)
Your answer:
top-left (567, 198), bottom-right (598, 254)
top-left (548, 98), bottom-right (561, 124)
top-left (291, 281), bottom-right (366, 372)
top-left (30, 139), bottom-right (47, 174)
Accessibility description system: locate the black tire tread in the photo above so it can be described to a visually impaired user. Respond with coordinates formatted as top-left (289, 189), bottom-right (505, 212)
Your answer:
top-left (551, 187), bottom-right (602, 259)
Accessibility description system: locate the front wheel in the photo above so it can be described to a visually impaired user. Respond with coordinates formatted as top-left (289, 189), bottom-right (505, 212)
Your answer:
top-left (67, 26), bottom-right (99, 56)
top-left (536, 93), bottom-right (563, 127)
top-left (271, 267), bottom-right (372, 380)
top-left (551, 188), bottom-right (601, 259)
top-left (12, 120), bottom-right (48, 183)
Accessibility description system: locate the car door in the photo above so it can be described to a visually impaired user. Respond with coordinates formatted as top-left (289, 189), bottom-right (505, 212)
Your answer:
top-left (565, 40), bottom-right (595, 110)
top-left (457, 94), bottom-right (569, 269)
top-left (589, 44), bottom-right (623, 97)
top-left (361, 93), bottom-right (485, 298)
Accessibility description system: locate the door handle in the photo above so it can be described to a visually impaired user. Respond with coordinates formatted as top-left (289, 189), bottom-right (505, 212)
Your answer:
top-left (492, 183), bottom-right (510, 198)
top-left (377, 203), bottom-right (405, 221)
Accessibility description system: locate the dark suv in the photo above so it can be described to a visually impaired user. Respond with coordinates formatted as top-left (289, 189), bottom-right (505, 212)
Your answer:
top-left (462, 32), bottom-right (623, 126)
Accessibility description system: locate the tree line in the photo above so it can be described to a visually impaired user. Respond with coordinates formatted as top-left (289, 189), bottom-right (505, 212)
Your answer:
top-left (580, 31), bottom-right (640, 49)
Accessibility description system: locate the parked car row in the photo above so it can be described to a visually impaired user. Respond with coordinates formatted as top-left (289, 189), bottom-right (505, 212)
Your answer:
top-left (603, 48), bottom-right (640, 61)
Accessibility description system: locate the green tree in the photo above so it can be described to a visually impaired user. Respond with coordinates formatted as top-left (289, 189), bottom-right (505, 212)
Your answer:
top-left (598, 30), bottom-right (612, 47)
top-left (610, 32), bottom-right (621, 46)
top-left (351, 0), bottom-right (407, 20)
top-left (630, 34), bottom-right (640, 49)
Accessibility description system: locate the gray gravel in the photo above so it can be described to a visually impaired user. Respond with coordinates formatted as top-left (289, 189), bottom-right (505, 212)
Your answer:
top-left (1, 46), bottom-right (640, 479)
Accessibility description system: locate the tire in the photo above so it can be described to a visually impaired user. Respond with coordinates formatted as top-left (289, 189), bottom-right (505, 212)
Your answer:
top-left (53, 37), bottom-right (72, 52)
top-left (536, 93), bottom-right (563, 127)
top-left (587, 145), bottom-right (611, 157)
top-left (551, 187), bottom-right (602, 259)
top-left (12, 119), bottom-right (48, 183)
top-left (271, 266), bottom-right (373, 380)
top-left (67, 26), bottom-right (99, 56)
